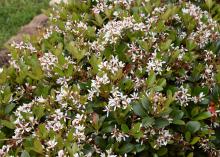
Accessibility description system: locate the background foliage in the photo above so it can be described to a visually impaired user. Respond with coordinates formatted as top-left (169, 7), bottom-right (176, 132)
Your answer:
top-left (0, 0), bottom-right (49, 48)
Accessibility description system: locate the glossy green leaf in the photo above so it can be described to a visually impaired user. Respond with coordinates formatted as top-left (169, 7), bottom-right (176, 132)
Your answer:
top-left (186, 121), bottom-right (201, 133)
top-left (193, 112), bottom-right (211, 121)
top-left (119, 143), bottom-right (135, 154)
top-left (142, 117), bottom-right (155, 127)
top-left (155, 118), bottom-right (169, 128)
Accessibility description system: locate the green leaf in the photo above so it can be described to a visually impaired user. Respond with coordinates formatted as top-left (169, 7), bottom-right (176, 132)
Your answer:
top-left (154, 118), bottom-right (169, 128)
top-left (94, 14), bottom-right (104, 26)
top-left (185, 131), bottom-right (191, 142)
top-left (38, 124), bottom-right (48, 139)
top-left (142, 117), bottom-right (155, 127)
top-left (161, 6), bottom-right (178, 20)
top-left (0, 69), bottom-right (7, 84)
top-left (193, 112), bottom-right (211, 121)
top-left (0, 120), bottom-right (15, 129)
top-left (33, 139), bottom-right (43, 154)
top-left (95, 136), bottom-right (107, 150)
top-left (205, 0), bottom-right (213, 9)
top-left (135, 144), bottom-right (147, 153)
top-left (173, 119), bottom-right (185, 125)
top-left (186, 121), bottom-right (201, 133)
top-left (133, 102), bottom-right (147, 117)
top-left (0, 131), bottom-right (6, 146)
top-left (141, 96), bottom-right (150, 110)
top-left (157, 78), bottom-right (166, 88)
top-left (131, 123), bottom-right (142, 133)
top-left (171, 109), bottom-right (184, 120)
top-left (86, 26), bottom-right (96, 39)
top-left (154, 86), bottom-right (163, 92)
top-left (187, 152), bottom-right (194, 157)
top-left (191, 107), bottom-right (200, 117)
top-left (66, 41), bottom-right (86, 62)
top-left (121, 124), bottom-right (129, 133)
top-left (33, 106), bottom-right (45, 119)
top-left (5, 103), bottom-right (16, 114)
top-left (119, 143), bottom-right (135, 154)
top-left (67, 143), bottom-right (79, 156)
top-left (101, 125), bottom-right (114, 133)
top-left (160, 39), bottom-right (172, 51)
top-left (154, 21), bottom-right (166, 32)
top-left (157, 147), bottom-right (168, 156)
top-left (190, 137), bottom-right (200, 145)
top-left (21, 150), bottom-right (30, 157)
top-left (186, 40), bottom-right (197, 51)
top-left (165, 90), bottom-right (174, 107)
top-left (120, 78), bottom-right (134, 93)
top-left (131, 123), bottom-right (143, 139)
top-left (216, 72), bottom-right (220, 84)
top-left (146, 71), bottom-right (156, 87)
top-left (89, 55), bottom-right (101, 74)
top-left (137, 40), bottom-right (151, 51)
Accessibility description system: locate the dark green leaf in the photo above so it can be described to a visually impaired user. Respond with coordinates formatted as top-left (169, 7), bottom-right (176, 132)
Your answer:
top-left (142, 117), bottom-right (155, 127)
top-left (193, 112), bottom-right (211, 121)
top-left (185, 131), bottom-right (191, 142)
top-left (154, 118), bottom-right (169, 128)
top-left (146, 71), bottom-right (156, 87)
top-left (186, 121), bottom-right (201, 133)
top-left (119, 143), bottom-right (135, 154)
top-left (21, 150), bottom-right (30, 157)
top-left (157, 147), bottom-right (168, 156)
top-left (133, 102), bottom-right (147, 117)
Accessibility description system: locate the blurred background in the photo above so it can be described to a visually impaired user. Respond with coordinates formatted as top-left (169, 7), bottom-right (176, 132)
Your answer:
top-left (0, 0), bottom-right (49, 48)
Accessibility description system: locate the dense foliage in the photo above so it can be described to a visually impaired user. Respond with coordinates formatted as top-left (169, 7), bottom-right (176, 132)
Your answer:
top-left (1, 0), bottom-right (220, 156)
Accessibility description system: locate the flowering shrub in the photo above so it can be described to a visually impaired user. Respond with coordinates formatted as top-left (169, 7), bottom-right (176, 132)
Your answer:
top-left (1, 0), bottom-right (220, 156)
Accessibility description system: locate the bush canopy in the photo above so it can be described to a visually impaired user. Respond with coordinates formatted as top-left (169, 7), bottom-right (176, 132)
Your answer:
top-left (1, 0), bottom-right (220, 156)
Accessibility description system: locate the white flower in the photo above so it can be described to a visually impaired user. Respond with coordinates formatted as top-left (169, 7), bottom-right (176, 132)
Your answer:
top-left (88, 73), bottom-right (110, 101)
top-left (111, 125), bottom-right (129, 142)
top-left (73, 124), bottom-right (86, 143)
top-left (98, 56), bottom-right (125, 74)
top-left (130, 92), bottom-right (139, 100)
top-left (56, 85), bottom-right (69, 103)
top-left (191, 92), bottom-right (205, 104)
top-left (156, 129), bottom-right (172, 147)
top-left (49, 0), bottom-right (68, 6)
top-left (98, 16), bottom-right (145, 44)
top-left (0, 68), bottom-right (3, 74)
top-left (101, 148), bottom-right (117, 157)
top-left (104, 87), bottom-right (133, 116)
top-left (57, 150), bottom-right (65, 157)
top-left (182, 8), bottom-right (189, 14)
top-left (146, 58), bottom-right (165, 75)
top-left (47, 139), bottom-right (57, 149)
top-left (175, 86), bottom-right (191, 107)
top-left (0, 145), bottom-right (12, 156)
top-left (113, 11), bottom-right (119, 17)
top-left (72, 114), bottom-right (84, 125)
top-left (39, 52), bottom-right (58, 77)
top-left (56, 77), bottom-right (71, 85)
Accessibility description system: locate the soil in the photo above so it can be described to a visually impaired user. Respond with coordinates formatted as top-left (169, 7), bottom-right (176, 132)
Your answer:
top-left (0, 14), bottom-right (48, 66)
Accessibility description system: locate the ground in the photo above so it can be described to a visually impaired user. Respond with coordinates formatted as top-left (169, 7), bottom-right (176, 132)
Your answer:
top-left (0, 0), bottom-right (49, 48)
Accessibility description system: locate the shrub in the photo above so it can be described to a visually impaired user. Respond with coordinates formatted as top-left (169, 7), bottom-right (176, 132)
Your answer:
top-left (1, 0), bottom-right (220, 156)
